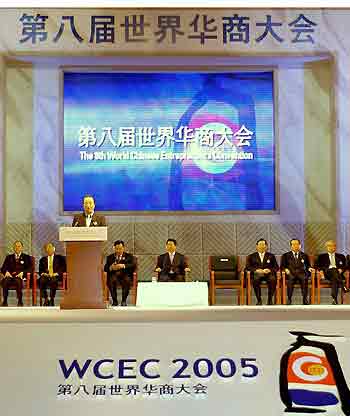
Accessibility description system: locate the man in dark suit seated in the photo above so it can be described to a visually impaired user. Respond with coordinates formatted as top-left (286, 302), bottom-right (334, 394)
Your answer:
top-left (280, 239), bottom-right (313, 305)
top-left (245, 238), bottom-right (279, 305)
top-left (39, 242), bottom-right (67, 306)
top-left (155, 238), bottom-right (190, 282)
top-left (0, 240), bottom-right (32, 306)
top-left (104, 240), bottom-right (136, 306)
top-left (315, 240), bottom-right (348, 305)
top-left (72, 194), bottom-right (106, 227)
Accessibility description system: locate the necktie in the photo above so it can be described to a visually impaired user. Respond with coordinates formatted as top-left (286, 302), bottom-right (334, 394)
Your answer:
top-left (169, 253), bottom-right (175, 273)
top-left (294, 252), bottom-right (298, 260)
top-left (48, 256), bottom-right (54, 275)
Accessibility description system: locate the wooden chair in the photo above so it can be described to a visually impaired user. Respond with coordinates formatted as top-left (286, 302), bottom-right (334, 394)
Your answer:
top-left (281, 255), bottom-right (316, 305)
top-left (102, 257), bottom-right (138, 305)
top-left (209, 255), bottom-right (244, 305)
top-left (316, 269), bottom-right (349, 304)
top-left (32, 272), bottom-right (68, 306)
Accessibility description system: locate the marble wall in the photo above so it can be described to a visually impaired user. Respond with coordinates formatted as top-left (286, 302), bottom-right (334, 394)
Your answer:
top-left (0, 58), bottom-right (342, 280)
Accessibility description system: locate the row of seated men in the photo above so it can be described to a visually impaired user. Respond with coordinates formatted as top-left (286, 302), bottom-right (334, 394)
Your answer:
top-left (70, 195), bottom-right (349, 305)
top-left (0, 238), bottom-right (188, 307)
top-left (0, 237), bottom-right (348, 307)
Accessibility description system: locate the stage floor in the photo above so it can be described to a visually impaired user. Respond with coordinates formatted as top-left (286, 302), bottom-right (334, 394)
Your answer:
top-left (1, 304), bottom-right (350, 322)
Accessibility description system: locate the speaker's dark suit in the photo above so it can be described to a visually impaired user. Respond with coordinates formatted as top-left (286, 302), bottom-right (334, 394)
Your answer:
top-left (156, 252), bottom-right (189, 282)
top-left (72, 213), bottom-right (106, 227)
top-left (280, 251), bottom-right (311, 303)
top-left (39, 254), bottom-right (67, 303)
top-left (245, 251), bottom-right (279, 304)
top-left (315, 252), bottom-right (347, 300)
top-left (0, 253), bottom-right (32, 303)
top-left (104, 252), bottom-right (136, 304)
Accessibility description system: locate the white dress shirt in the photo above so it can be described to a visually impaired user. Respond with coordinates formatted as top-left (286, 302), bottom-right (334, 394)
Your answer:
top-left (168, 252), bottom-right (175, 263)
top-left (85, 213), bottom-right (94, 227)
top-left (328, 252), bottom-right (337, 268)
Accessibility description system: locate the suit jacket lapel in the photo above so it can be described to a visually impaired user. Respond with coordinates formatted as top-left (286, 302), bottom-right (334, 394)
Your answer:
top-left (289, 252), bottom-right (294, 263)
top-left (336, 254), bottom-right (343, 267)
top-left (53, 255), bottom-right (58, 269)
top-left (81, 214), bottom-right (87, 226)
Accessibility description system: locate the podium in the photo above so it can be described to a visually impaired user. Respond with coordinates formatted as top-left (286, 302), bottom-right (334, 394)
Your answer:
top-left (59, 227), bottom-right (107, 309)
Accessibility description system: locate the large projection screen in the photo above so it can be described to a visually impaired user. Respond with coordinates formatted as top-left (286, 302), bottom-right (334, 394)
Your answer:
top-left (62, 70), bottom-right (276, 213)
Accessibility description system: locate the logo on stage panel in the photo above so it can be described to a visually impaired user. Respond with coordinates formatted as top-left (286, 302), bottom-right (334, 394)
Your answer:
top-left (56, 329), bottom-right (350, 409)
top-left (280, 331), bottom-right (350, 415)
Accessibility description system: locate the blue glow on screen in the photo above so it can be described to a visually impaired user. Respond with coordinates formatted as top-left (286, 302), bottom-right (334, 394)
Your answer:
top-left (63, 72), bottom-right (275, 212)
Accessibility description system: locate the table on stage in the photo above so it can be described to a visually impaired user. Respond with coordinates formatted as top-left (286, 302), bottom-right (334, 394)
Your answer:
top-left (136, 281), bottom-right (209, 307)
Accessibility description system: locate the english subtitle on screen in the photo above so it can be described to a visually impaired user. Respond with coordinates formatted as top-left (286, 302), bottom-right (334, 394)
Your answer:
top-left (79, 150), bottom-right (255, 161)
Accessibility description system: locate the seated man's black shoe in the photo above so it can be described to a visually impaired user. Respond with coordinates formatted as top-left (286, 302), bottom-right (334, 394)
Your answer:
top-left (256, 300), bottom-right (262, 306)
top-left (50, 298), bottom-right (55, 306)
top-left (267, 299), bottom-right (273, 305)
top-left (332, 298), bottom-right (338, 305)
top-left (43, 298), bottom-right (49, 306)
top-left (112, 300), bottom-right (118, 306)
top-left (121, 301), bottom-right (127, 306)
top-left (17, 300), bottom-right (24, 307)
top-left (2, 301), bottom-right (8, 307)
top-left (287, 298), bottom-right (292, 305)
top-left (303, 298), bottom-right (309, 305)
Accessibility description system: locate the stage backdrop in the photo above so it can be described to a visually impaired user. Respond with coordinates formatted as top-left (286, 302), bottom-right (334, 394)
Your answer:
top-left (63, 71), bottom-right (275, 212)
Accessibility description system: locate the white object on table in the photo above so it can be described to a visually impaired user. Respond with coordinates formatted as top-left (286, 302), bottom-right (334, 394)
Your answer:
top-left (136, 282), bottom-right (208, 308)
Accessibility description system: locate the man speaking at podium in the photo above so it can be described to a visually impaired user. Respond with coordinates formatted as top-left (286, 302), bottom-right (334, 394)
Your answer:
top-left (72, 195), bottom-right (106, 227)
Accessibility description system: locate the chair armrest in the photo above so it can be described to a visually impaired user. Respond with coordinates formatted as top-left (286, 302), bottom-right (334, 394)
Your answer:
top-left (26, 272), bottom-right (31, 289)
top-left (345, 270), bottom-right (349, 289)
top-left (132, 271), bottom-right (138, 287)
top-left (63, 272), bottom-right (68, 290)
top-left (245, 271), bottom-right (251, 305)
top-left (185, 269), bottom-right (192, 282)
top-left (281, 271), bottom-right (286, 305)
top-left (32, 272), bottom-right (38, 306)
top-left (317, 270), bottom-right (324, 282)
top-left (239, 270), bottom-right (244, 288)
